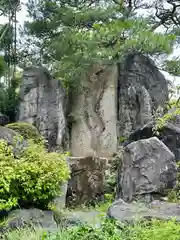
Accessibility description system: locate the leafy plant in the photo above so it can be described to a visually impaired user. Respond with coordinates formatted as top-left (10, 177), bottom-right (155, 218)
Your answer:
top-left (119, 136), bottom-right (126, 144)
top-left (0, 139), bottom-right (70, 211)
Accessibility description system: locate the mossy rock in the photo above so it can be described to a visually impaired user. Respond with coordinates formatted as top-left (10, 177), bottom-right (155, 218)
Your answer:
top-left (0, 126), bottom-right (27, 156)
top-left (6, 122), bottom-right (44, 144)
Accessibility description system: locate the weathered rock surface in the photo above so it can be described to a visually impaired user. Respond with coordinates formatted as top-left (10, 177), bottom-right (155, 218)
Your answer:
top-left (117, 137), bottom-right (177, 202)
top-left (51, 181), bottom-right (69, 210)
top-left (118, 53), bottom-right (168, 140)
top-left (18, 66), bottom-right (68, 151)
top-left (0, 126), bottom-right (18, 143)
top-left (66, 156), bottom-right (107, 205)
top-left (108, 199), bottom-right (180, 222)
top-left (58, 210), bottom-right (103, 228)
top-left (69, 65), bottom-right (118, 157)
top-left (0, 209), bottom-right (57, 234)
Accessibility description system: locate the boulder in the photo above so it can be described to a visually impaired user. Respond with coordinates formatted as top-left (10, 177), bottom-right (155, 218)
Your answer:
top-left (69, 65), bottom-right (118, 157)
top-left (129, 114), bottom-right (180, 161)
top-left (0, 126), bottom-right (27, 155)
top-left (18, 66), bottom-right (68, 151)
top-left (107, 199), bottom-right (180, 222)
top-left (6, 122), bottom-right (43, 144)
top-left (0, 125), bottom-right (19, 144)
top-left (117, 137), bottom-right (177, 202)
top-left (0, 209), bottom-right (57, 234)
top-left (57, 210), bottom-right (102, 228)
top-left (66, 156), bottom-right (107, 206)
top-left (118, 53), bottom-right (168, 140)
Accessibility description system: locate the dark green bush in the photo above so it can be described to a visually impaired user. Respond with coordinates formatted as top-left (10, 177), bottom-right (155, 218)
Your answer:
top-left (0, 139), bottom-right (70, 211)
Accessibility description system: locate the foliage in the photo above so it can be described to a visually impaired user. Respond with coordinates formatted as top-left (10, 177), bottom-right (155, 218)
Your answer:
top-left (3, 218), bottom-right (180, 240)
top-left (0, 77), bottom-right (20, 122)
top-left (163, 59), bottom-right (180, 77)
top-left (153, 99), bottom-right (180, 134)
top-left (153, 82), bottom-right (180, 134)
top-left (6, 122), bottom-right (44, 144)
top-left (19, 0), bottom-right (177, 90)
top-left (119, 136), bottom-right (126, 144)
top-left (0, 56), bottom-right (5, 77)
top-left (104, 153), bottom-right (121, 197)
top-left (0, 139), bottom-right (70, 211)
top-left (0, 0), bottom-right (20, 17)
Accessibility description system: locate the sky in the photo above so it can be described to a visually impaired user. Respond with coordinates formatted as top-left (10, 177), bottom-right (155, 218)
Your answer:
top-left (0, 0), bottom-right (180, 86)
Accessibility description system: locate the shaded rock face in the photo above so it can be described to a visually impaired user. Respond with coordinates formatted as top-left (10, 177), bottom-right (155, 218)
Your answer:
top-left (0, 113), bottom-right (9, 126)
top-left (69, 65), bottom-right (118, 157)
top-left (66, 156), bottom-right (107, 205)
top-left (108, 199), bottom-right (180, 223)
top-left (19, 66), bottom-right (68, 151)
top-left (160, 122), bottom-right (180, 162)
top-left (118, 53), bottom-right (168, 139)
top-left (117, 137), bottom-right (177, 202)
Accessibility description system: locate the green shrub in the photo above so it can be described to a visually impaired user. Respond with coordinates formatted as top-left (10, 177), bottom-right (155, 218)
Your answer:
top-left (6, 122), bottom-right (44, 144)
top-left (0, 139), bottom-right (70, 211)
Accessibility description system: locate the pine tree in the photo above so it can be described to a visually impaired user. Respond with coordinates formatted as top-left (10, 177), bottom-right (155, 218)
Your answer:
top-left (21, 0), bottom-right (177, 89)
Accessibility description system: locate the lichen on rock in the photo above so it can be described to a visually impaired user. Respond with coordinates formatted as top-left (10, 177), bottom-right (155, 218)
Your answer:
top-left (6, 122), bottom-right (44, 144)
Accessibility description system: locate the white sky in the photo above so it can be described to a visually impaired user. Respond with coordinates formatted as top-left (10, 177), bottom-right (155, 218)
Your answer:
top-left (0, 0), bottom-right (180, 85)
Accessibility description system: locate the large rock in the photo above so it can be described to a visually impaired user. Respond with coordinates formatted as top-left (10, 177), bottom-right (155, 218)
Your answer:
top-left (129, 113), bottom-right (180, 161)
top-left (66, 156), bottom-right (107, 205)
top-left (0, 209), bottom-right (57, 234)
top-left (69, 65), bottom-right (118, 157)
top-left (117, 137), bottom-right (177, 202)
top-left (118, 53), bottom-right (168, 140)
top-left (18, 66), bottom-right (68, 151)
top-left (107, 199), bottom-right (180, 222)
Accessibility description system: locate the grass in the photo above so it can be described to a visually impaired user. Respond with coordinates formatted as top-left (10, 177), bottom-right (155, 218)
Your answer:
top-left (2, 218), bottom-right (180, 240)
top-left (2, 196), bottom-right (180, 240)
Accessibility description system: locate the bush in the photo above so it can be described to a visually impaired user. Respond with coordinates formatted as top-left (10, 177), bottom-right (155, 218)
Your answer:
top-left (6, 122), bottom-right (44, 144)
top-left (0, 139), bottom-right (70, 211)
